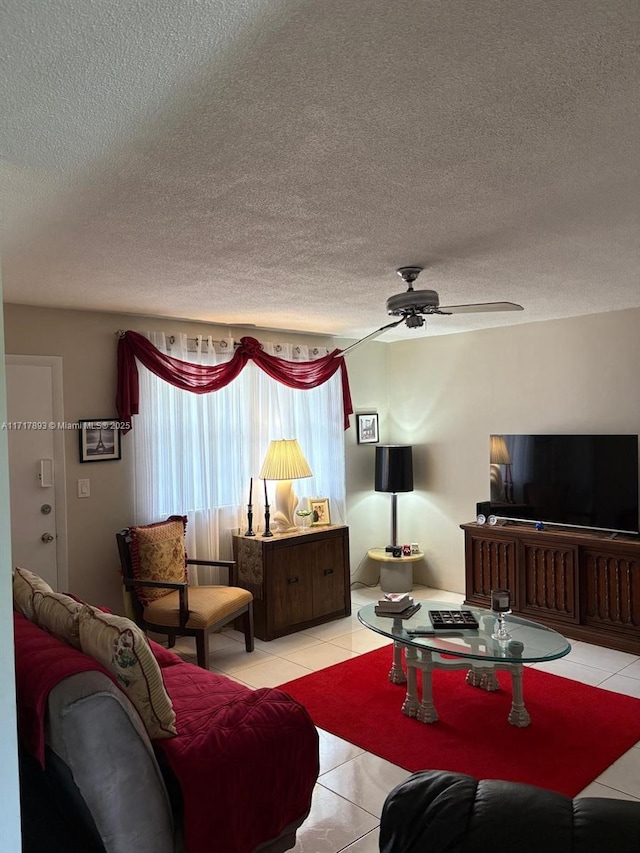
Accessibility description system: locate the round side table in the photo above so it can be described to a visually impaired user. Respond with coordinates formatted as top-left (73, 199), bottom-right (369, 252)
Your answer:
top-left (367, 548), bottom-right (425, 593)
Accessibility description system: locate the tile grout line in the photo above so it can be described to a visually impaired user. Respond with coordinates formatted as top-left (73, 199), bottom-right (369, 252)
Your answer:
top-left (314, 779), bottom-right (382, 821)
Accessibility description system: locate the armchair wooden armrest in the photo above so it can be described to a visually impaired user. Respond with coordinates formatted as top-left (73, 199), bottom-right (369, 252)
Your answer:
top-left (187, 559), bottom-right (236, 586)
top-left (123, 577), bottom-right (189, 627)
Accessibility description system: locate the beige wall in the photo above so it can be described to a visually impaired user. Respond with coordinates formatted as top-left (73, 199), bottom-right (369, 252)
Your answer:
top-left (388, 307), bottom-right (640, 593)
top-left (3, 303), bottom-right (389, 610)
top-left (4, 303), bottom-right (639, 609)
top-left (343, 342), bottom-right (390, 585)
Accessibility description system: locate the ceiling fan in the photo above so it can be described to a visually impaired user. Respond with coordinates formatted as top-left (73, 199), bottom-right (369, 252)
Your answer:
top-left (341, 266), bottom-right (524, 355)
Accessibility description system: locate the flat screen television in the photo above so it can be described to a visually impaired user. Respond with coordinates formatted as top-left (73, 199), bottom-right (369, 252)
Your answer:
top-left (489, 434), bottom-right (640, 535)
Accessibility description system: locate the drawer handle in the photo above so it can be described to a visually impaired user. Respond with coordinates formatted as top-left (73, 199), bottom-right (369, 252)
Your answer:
top-left (323, 568), bottom-right (334, 575)
top-left (287, 577), bottom-right (299, 584)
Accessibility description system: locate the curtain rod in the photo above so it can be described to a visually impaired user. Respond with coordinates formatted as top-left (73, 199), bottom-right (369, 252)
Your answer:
top-left (115, 330), bottom-right (235, 350)
top-left (114, 330), bottom-right (327, 356)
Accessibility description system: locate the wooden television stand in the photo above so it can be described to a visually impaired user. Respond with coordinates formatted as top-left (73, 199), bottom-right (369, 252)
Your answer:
top-left (461, 521), bottom-right (640, 655)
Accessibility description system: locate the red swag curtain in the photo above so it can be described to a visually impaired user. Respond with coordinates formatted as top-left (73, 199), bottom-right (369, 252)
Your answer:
top-left (116, 331), bottom-right (353, 433)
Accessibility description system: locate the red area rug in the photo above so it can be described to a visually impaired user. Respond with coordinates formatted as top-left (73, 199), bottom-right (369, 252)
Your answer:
top-left (278, 645), bottom-right (640, 796)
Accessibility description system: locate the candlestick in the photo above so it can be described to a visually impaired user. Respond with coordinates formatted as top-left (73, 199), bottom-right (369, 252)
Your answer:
top-left (263, 503), bottom-right (273, 538)
top-left (245, 504), bottom-right (255, 537)
top-left (248, 477), bottom-right (253, 505)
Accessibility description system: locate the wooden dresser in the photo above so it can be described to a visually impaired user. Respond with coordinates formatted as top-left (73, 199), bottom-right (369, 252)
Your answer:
top-left (461, 521), bottom-right (640, 654)
top-left (232, 525), bottom-right (351, 641)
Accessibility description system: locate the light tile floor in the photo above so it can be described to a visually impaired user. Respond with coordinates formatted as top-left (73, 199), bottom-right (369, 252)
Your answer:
top-left (170, 584), bottom-right (640, 852)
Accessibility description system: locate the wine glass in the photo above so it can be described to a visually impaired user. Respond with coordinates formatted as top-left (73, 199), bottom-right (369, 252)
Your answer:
top-left (295, 509), bottom-right (313, 530)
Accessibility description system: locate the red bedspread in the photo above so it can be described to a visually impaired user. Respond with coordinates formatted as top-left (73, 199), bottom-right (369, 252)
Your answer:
top-left (157, 662), bottom-right (319, 853)
top-left (14, 610), bottom-right (319, 853)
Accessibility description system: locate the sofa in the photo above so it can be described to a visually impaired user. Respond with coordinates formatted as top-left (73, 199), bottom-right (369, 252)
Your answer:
top-left (379, 769), bottom-right (640, 853)
top-left (13, 568), bottom-right (319, 853)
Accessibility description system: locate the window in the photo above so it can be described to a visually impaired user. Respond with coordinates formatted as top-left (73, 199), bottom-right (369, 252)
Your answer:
top-left (132, 333), bottom-right (346, 572)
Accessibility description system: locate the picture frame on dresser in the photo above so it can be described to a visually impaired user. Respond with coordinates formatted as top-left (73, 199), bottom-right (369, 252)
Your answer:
top-left (307, 497), bottom-right (331, 526)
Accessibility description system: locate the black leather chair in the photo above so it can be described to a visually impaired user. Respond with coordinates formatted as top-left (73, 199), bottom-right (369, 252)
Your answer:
top-left (380, 770), bottom-right (640, 853)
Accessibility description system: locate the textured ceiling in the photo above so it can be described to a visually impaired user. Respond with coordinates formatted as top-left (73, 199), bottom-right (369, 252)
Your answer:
top-left (1, 0), bottom-right (638, 342)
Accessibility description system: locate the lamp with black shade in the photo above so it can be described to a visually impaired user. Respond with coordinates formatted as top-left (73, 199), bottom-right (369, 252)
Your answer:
top-left (375, 445), bottom-right (414, 549)
top-left (259, 439), bottom-right (313, 534)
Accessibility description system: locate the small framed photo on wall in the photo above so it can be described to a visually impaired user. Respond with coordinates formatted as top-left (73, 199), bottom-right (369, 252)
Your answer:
top-left (79, 419), bottom-right (122, 462)
top-left (356, 412), bottom-right (379, 444)
top-left (307, 498), bottom-right (331, 526)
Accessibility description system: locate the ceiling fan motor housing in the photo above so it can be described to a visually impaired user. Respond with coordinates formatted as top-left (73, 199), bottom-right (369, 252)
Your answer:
top-left (387, 289), bottom-right (440, 316)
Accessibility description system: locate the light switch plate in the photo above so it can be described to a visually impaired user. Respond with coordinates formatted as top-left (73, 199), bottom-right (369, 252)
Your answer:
top-left (77, 478), bottom-right (90, 498)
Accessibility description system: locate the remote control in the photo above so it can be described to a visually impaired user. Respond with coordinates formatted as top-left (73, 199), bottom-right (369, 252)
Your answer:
top-left (406, 628), bottom-right (435, 636)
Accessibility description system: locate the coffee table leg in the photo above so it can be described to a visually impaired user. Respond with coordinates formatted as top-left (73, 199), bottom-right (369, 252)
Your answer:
top-left (389, 640), bottom-right (407, 684)
top-left (416, 650), bottom-right (439, 724)
top-left (508, 664), bottom-right (531, 727)
top-left (401, 646), bottom-right (420, 717)
top-left (466, 666), bottom-right (499, 691)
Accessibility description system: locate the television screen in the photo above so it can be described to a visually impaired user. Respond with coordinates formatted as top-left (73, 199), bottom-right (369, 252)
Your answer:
top-left (489, 435), bottom-right (639, 534)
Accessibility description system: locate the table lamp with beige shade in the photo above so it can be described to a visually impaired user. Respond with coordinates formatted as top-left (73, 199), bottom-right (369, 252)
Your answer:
top-left (259, 439), bottom-right (313, 533)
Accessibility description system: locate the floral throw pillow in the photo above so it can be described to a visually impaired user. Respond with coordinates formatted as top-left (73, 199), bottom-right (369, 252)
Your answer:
top-left (13, 567), bottom-right (54, 621)
top-left (129, 516), bottom-right (188, 607)
top-left (33, 590), bottom-right (83, 649)
top-left (78, 607), bottom-right (177, 739)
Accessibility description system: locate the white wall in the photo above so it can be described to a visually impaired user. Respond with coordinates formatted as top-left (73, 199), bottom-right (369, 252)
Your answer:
top-left (344, 338), bottom-right (432, 587)
top-left (0, 286), bottom-right (21, 850)
top-left (388, 307), bottom-right (640, 593)
top-left (342, 341), bottom-right (390, 585)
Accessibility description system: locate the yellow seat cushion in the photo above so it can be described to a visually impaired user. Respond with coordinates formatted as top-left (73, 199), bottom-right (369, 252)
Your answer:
top-left (143, 586), bottom-right (252, 630)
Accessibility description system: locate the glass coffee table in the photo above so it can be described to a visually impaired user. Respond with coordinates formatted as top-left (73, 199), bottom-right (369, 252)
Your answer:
top-left (358, 599), bottom-right (571, 727)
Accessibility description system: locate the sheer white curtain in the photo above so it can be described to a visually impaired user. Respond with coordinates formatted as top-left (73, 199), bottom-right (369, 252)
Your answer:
top-left (132, 332), bottom-right (346, 581)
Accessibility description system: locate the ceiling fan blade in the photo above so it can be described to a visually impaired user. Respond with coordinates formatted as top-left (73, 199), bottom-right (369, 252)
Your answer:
top-left (437, 301), bottom-right (524, 314)
top-left (339, 318), bottom-right (405, 356)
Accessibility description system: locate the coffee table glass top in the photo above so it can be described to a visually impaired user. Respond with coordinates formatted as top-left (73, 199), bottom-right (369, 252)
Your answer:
top-left (358, 599), bottom-right (571, 664)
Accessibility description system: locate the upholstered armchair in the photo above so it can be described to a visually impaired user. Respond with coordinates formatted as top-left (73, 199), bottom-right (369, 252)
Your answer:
top-left (116, 515), bottom-right (253, 669)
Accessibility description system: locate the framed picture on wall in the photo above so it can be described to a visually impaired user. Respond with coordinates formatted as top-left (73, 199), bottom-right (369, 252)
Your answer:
top-left (307, 497), bottom-right (331, 526)
top-left (79, 419), bottom-right (122, 462)
top-left (356, 412), bottom-right (379, 444)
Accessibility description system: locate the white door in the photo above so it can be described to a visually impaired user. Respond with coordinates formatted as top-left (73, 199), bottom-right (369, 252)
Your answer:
top-left (6, 356), bottom-right (68, 590)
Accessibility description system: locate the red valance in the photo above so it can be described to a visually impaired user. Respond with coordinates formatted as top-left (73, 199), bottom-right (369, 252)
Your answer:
top-left (116, 331), bottom-right (353, 433)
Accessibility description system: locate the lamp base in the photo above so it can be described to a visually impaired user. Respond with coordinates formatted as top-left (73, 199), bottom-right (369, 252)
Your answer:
top-left (272, 480), bottom-right (299, 533)
top-left (272, 521), bottom-right (298, 534)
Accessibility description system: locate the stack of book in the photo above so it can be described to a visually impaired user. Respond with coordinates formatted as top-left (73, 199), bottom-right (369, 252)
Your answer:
top-left (374, 592), bottom-right (420, 617)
